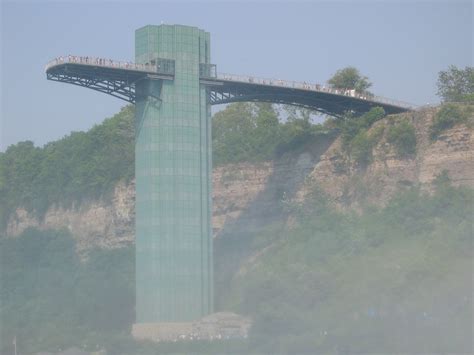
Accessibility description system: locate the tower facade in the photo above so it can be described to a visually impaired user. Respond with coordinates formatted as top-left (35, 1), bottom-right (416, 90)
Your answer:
top-left (134, 24), bottom-right (213, 323)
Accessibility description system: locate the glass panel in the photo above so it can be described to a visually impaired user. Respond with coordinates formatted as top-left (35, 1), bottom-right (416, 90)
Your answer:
top-left (135, 25), bottom-right (213, 323)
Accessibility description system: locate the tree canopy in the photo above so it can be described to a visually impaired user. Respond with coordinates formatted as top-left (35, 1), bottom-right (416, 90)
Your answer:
top-left (1, 102), bottom-right (331, 228)
top-left (212, 102), bottom-right (280, 165)
top-left (0, 106), bottom-right (135, 228)
top-left (327, 66), bottom-right (372, 94)
top-left (212, 103), bottom-right (328, 166)
top-left (436, 65), bottom-right (474, 103)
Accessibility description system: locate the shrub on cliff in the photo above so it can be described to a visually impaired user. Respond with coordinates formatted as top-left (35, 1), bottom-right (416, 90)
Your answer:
top-left (387, 119), bottom-right (417, 157)
top-left (335, 107), bottom-right (385, 165)
top-left (430, 103), bottom-right (467, 140)
top-left (350, 131), bottom-right (374, 165)
top-left (340, 107), bottom-right (385, 148)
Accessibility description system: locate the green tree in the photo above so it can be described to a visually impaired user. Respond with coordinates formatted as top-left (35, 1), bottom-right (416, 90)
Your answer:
top-left (339, 107), bottom-right (385, 148)
top-left (274, 106), bottom-right (327, 155)
top-left (330, 107), bottom-right (386, 166)
top-left (212, 102), bottom-right (282, 165)
top-left (212, 103), bottom-right (259, 165)
top-left (253, 103), bottom-right (281, 160)
top-left (0, 105), bottom-right (135, 228)
top-left (437, 65), bottom-right (474, 102)
top-left (327, 67), bottom-right (372, 94)
top-left (430, 103), bottom-right (467, 140)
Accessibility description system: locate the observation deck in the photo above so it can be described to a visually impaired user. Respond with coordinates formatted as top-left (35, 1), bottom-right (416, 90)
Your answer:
top-left (45, 56), bottom-right (174, 102)
top-left (46, 55), bottom-right (415, 117)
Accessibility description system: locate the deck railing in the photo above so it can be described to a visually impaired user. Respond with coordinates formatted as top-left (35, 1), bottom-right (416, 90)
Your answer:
top-left (45, 55), bottom-right (158, 73)
top-left (216, 73), bottom-right (416, 110)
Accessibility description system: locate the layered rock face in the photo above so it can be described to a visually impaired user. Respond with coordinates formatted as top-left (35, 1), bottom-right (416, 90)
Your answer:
top-left (298, 107), bottom-right (473, 210)
top-left (5, 181), bottom-right (136, 253)
top-left (4, 106), bottom-right (473, 252)
top-left (4, 154), bottom-right (320, 253)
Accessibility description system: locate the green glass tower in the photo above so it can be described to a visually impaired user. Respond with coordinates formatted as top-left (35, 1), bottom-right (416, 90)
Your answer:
top-left (45, 21), bottom-right (412, 341)
top-left (134, 24), bottom-right (213, 323)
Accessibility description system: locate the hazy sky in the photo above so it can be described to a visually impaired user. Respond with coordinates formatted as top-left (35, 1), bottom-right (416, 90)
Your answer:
top-left (1, 0), bottom-right (472, 151)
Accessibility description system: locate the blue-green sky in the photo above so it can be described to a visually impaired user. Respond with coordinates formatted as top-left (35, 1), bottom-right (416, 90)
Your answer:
top-left (1, 0), bottom-right (472, 151)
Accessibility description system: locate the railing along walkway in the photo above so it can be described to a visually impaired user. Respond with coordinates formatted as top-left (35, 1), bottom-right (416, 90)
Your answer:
top-left (45, 55), bottom-right (156, 73)
top-left (216, 73), bottom-right (416, 110)
top-left (46, 55), bottom-right (416, 110)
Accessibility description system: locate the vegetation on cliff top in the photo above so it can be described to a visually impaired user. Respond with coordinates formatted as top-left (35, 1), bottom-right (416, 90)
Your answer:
top-left (212, 102), bottom-right (332, 166)
top-left (430, 66), bottom-right (474, 141)
top-left (3, 101), bottom-right (473, 231)
top-left (437, 65), bottom-right (474, 103)
top-left (326, 106), bottom-right (387, 165)
top-left (430, 102), bottom-right (473, 140)
top-left (0, 102), bottom-right (332, 229)
top-left (0, 106), bottom-right (135, 228)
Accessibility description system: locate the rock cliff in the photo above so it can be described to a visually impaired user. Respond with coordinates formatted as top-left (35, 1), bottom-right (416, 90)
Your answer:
top-left (297, 106), bottom-right (474, 209)
top-left (4, 106), bottom-right (473, 253)
top-left (6, 180), bottom-right (136, 253)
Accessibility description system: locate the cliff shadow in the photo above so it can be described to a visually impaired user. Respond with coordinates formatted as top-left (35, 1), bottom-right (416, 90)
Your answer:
top-left (213, 132), bottom-right (337, 310)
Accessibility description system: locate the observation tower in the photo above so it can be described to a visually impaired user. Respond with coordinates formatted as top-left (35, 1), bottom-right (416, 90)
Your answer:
top-left (45, 23), bottom-right (413, 339)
